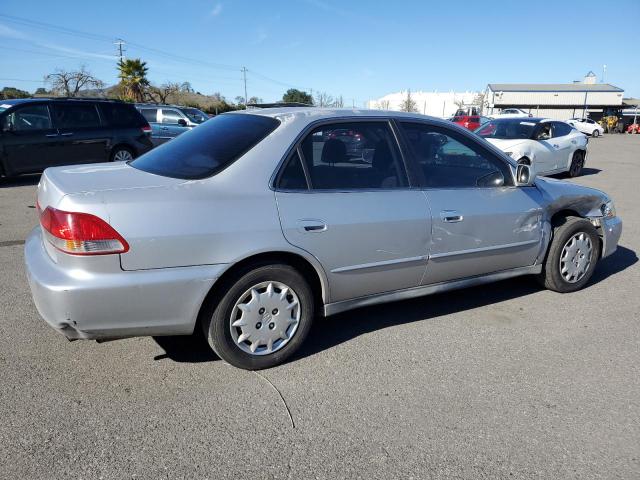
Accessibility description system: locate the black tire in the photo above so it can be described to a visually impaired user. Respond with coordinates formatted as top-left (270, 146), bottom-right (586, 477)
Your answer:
top-left (201, 264), bottom-right (314, 370)
top-left (536, 217), bottom-right (599, 293)
top-left (109, 146), bottom-right (135, 162)
top-left (517, 157), bottom-right (531, 166)
top-left (568, 151), bottom-right (584, 177)
top-left (592, 129), bottom-right (600, 138)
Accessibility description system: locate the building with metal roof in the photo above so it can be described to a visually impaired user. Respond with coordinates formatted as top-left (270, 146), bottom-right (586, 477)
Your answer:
top-left (484, 73), bottom-right (625, 121)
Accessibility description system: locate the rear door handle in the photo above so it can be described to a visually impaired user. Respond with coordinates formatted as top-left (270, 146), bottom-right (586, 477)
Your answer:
top-left (60, 132), bottom-right (74, 137)
top-left (45, 133), bottom-right (58, 138)
top-left (297, 219), bottom-right (327, 233)
top-left (441, 210), bottom-right (463, 223)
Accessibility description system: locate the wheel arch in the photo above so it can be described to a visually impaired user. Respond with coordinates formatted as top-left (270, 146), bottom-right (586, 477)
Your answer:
top-left (547, 209), bottom-right (603, 258)
top-left (109, 143), bottom-right (136, 161)
top-left (195, 249), bottom-right (329, 332)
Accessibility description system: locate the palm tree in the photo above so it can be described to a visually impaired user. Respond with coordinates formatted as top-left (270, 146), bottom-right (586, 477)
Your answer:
top-left (117, 59), bottom-right (149, 102)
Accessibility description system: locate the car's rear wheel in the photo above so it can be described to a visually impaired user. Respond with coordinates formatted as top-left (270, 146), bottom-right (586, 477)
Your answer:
top-left (110, 146), bottom-right (134, 162)
top-left (202, 264), bottom-right (314, 370)
top-left (537, 217), bottom-right (599, 293)
top-left (568, 151), bottom-right (584, 177)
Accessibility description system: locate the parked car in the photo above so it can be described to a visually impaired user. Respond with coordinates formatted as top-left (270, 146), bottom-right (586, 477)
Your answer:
top-left (475, 117), bottom-right (589, 177)
top-left (135, 104), bottom-right (209, 145)
top-left (490, 108), bottom-right (533, 119)
top-left (451, 115), bottom-right (491, 131)
top-left (567, 117), bottom-right (605, 137)
top-left (25, 108), bottom-right (621, 370)
top-left (626, 123), bottom-right (640, 134)
top-left (0, 98), bottom-right (152, 179)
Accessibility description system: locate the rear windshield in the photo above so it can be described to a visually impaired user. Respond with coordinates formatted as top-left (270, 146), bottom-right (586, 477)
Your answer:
top-left (130, 113), bottom-right (280, 179)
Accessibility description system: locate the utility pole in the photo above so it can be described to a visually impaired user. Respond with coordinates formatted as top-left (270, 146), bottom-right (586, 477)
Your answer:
top-left (241, 67), bottom-right (248, 106)
top-left (114, 38), bottom-right (126, 63)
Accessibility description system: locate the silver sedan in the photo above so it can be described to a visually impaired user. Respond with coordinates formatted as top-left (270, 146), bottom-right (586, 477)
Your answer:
top-left (25, 108), bottom-right (622, 369)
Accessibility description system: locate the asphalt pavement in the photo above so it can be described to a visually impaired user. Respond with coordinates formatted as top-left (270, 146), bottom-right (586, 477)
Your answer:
top-left (0, 134), bottom-right (638, 479)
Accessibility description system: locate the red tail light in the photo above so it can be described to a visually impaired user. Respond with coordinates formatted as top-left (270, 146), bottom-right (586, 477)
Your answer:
top-left (40, 207), bottom-right (129, 255)
top-left (141, 124), bottom-right (152, 134)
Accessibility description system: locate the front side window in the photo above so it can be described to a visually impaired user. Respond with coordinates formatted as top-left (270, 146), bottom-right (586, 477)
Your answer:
top-left (400, 122), bottom-right (513, 188)
top-left (161, 109), bottom-right (183, 124)
top-left (51, 103), bottom-right (101, 129)
top-left (296, 121), bottom-right (408, 190)
top-left (535, 123), bottom-right (552, 140)
top-left (131, 113), bottom-right (280, 179)
top-left (181, 108), bottom-right (208, 124)
top-left (552, 122), bottom-right (572, 137)
top-left (2, 104), bottom-right (52, 131)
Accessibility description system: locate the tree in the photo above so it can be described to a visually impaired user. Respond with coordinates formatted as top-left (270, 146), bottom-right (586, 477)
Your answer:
top-left (334, 95), bottom-right (344, 108)
top-left (315, 92), bottom-right (334, 108)
top-left (117, 58), bottom-right (150, 102)
top-left (0, 86), bottom-right (31, 99)
top-left (400, 89), bottom-right (417, 113)
top-left (282, 88), bottom-right (313, 104)
top-left (247, 96), bottom-right (263, 104)
top-left (148, 82), bottom-right (181, 103)
top-left (34, 87), bottom-right (48, 96)
top-left (377, 99), bottom-right (390, 110)
top-left (180, 81), bottom-right (194, 93)
top-left (44, 66), bottom-right (105, 97)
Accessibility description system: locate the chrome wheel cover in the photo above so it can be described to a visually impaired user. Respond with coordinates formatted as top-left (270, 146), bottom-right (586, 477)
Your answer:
top-left (230, 281), bottom-right (301, 356)
top-left (559, 232), bottom-right (593, 283)
top-left (113, 150), bottom-right (133, 161)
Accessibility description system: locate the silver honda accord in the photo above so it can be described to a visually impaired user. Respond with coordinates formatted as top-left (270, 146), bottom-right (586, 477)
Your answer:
top-left (24, 108), bottom-right (622, 369)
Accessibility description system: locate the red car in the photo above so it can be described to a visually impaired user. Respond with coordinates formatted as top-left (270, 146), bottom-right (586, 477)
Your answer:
top-left (451, 115), bottom-right (490, 131)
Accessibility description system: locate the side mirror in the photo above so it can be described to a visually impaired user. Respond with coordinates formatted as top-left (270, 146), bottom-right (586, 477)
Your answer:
top-left (515, 163), bottom-right (536, 186)
top-left (177, 118), bottom-right (187, 127)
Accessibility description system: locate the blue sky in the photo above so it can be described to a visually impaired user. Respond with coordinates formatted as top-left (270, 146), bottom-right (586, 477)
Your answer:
top-left (1, 0), bottom-right (639, 103)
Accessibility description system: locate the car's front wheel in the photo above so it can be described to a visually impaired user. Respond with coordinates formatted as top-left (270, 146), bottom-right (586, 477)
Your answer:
top-left (592, 129), bottom-right (600, 138)
top-left (537, 217), bottom-right (599, 293)
top-left (202, 264), bottom-right (314, 370)
top-left (568, 151), bottom-right (585, 177)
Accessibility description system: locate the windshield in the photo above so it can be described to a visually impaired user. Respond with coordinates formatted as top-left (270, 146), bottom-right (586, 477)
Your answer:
top-left (0, 106), bottom-right (8, 114)
top-left (182, 108), bottom-right (209, 124)
top-left (475, 118), bottom-right (537, 139)
top-left (130, 113), bottom-right (280, 179)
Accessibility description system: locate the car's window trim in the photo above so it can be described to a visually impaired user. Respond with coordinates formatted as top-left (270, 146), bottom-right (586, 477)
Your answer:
top-left (271, 117), bottom-right (416, 193)
top-left (396, 120), bottom-right (516, 190)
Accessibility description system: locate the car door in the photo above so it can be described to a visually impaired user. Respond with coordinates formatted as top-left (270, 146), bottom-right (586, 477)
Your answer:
top-left (530, 121), bottom-right (558, 173)
top-left (0, 103), bottom-right (59, 175)
top-left (275, 120), bottom-right (431, 303)
top-left (50, 102), bottom-right (109, 165)
top-left (160, 109), bottom-right (190, 140)
top-left (397, 121), bottom-right (544, 285)
top-left (550, 121), bottom-right (574, 170)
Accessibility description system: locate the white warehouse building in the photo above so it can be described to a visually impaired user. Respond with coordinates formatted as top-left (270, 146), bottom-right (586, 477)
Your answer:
top-left (484, 75), bottom-right (624, 121)
top-left (368, 90), bottom-right (479, 118)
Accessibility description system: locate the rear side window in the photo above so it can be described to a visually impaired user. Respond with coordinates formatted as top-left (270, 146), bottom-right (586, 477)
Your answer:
top-left (100, 103), bottom-right (146, 128)
top-left (296, 122), bottom-right (408, 190)
top-left (139, 108), bottom-right (158, 123)
top-left (51, 103), bottom-right (101, 129)
top-left (131, 113), bottom-right (280, 179)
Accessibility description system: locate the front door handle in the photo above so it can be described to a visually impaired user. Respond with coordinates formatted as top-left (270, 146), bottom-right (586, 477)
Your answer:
top-left (441, 210), bottom-right (463, 223)
top-left (45, 133), bottom-right (58, 138)
top-left (297, 219), bottom-right (327, 233)
top-left (60, 132), bottom-right (74, 137)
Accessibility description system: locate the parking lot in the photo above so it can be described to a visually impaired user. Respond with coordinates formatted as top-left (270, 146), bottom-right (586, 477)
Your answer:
top-left (0, 134), bottom-right (638, 479)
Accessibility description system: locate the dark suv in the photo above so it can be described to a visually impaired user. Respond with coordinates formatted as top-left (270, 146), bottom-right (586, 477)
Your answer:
top-left (0, 98), bottom-right (153, 178)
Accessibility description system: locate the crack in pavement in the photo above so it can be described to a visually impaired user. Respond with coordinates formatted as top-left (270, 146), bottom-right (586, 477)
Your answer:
top-left (0, 240), bottom-right (25, 247)
top-left (253, 371), bottom-right (295, 429)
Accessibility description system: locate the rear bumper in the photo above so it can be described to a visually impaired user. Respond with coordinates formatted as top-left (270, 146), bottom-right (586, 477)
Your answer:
top-left (24, 227), bottom-right (225, 340)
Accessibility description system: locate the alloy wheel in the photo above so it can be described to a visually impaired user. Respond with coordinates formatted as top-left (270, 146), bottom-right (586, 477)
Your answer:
top-left (113, 150), bottom-right (133, 161)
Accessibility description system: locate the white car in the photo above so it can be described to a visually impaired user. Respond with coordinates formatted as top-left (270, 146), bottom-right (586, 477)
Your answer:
top-left (566, 117), bottom-right (605, 137)
top-left (490, 108), bottom-right (533, 119)
top-left (475, 117), bottom-right (588, 177)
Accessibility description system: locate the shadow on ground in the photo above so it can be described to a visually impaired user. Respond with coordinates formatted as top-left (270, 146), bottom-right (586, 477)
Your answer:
top-left (152, 246), bottom-right (637, 364)
top-left (0, 174), bottom-right (41, 188)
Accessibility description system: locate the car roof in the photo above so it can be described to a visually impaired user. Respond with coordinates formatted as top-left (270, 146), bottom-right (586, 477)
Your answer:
top-left (490, 116), bottom-right (550, 124)
top-left (135, 103), bottom-right (197, 109)
top-left (0, 97), bottom-right (123, 106)
top-left (230, 107), bottom-right (453, 127)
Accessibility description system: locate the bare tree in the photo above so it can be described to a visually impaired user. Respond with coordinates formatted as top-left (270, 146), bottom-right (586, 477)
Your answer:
top-left (334, 95), bottom-right (344, 108)
top-left (315, 92), bottom-right (334, 108)
top-left (399, 90), bottom-right (417, 113)
top-left (377, 99), bottom-right (390, 110)
top-left (45, 66), bottom-right (105, 97)
top-left (180, 81), bottom-right (194, 93)
top-left (148, 82), bottom-right (181, 103)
